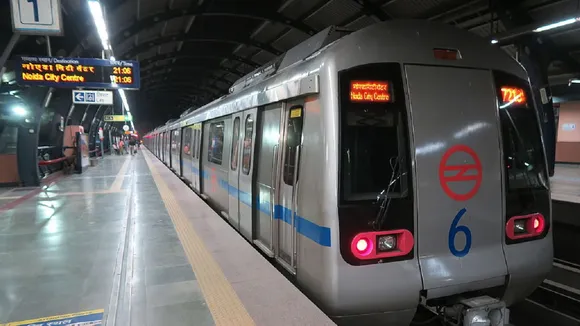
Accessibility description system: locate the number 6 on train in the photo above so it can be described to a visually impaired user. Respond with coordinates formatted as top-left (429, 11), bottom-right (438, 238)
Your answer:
top-left (448, 208), bottom-right (472, 257)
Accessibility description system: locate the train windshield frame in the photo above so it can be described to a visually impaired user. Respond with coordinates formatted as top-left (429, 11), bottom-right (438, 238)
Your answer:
top-left (494, 70), bottom-right (551, 243)
top-left (494, 71), bottom-right (550, 193)
top-left (338, 63), bottom-right (411, 203)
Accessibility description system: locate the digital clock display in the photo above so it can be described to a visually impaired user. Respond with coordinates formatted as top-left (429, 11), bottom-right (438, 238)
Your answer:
top-left (16, 56), bottom-right (140, 89)
top-left (500, 86), bottom-right (526, 106)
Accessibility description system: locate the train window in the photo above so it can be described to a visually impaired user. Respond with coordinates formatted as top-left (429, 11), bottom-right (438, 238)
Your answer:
top-left (183, 128), bottom-right (192, 156)
top-left (242, 115), bottom-right (254, 175)
top-left (208, 121), bottom-right (225, 165)
top-left (494, 71), bottom-right (550, 243)
top-left (192, 129), bottom-right (198, 159)
top-left (338, 63), bottom-right (409, 202)
top-left (196, 129), bottom-right (201, 159)
top-left (283, 106), bottom-right (303, 185)
top-left (494, 71), bottom-right (548, 192)
top-left (231, 117), bottom-right (240, 170)
top-left (195, 129), bottom-right (200, 159)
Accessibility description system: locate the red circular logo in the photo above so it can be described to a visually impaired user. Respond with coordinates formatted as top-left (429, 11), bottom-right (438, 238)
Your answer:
top-left (438, 145), bottom-right (482, 201)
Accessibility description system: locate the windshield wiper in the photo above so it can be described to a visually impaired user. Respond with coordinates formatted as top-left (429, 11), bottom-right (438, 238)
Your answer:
top-left (372, 156), bottom-right (406, 230)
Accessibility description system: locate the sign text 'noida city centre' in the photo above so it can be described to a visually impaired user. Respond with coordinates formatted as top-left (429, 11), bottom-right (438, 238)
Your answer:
top-left (16, 56), bottom-right (140, 90)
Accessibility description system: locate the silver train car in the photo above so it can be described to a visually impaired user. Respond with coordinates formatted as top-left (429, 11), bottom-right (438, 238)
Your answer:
top-left (144, 20), bottom-right (553, 326)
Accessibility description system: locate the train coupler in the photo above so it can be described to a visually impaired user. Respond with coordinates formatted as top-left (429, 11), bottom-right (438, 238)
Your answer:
top-left (442, 296), bottom-right (510, 326)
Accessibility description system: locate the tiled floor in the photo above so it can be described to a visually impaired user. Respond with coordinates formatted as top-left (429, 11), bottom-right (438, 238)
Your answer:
top-left (0, 154), bottom-right (214, 325)
top-left (0, 151), bottom-right (335, 326)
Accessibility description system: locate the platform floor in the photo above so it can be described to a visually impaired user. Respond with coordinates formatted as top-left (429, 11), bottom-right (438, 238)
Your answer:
top-left (551, 164), bottom-right (580, 203)
top-left (0, 150), bottom-right (334, 326)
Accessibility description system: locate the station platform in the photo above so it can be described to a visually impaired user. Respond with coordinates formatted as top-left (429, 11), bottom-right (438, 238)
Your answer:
top-left (551, 164), bottom-right (580, 228)
top-left (0, 150), bottom-right (335, 326)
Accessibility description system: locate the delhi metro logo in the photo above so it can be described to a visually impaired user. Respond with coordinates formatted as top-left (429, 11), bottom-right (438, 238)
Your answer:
top-left (438, 145), bottom-right (482, 201)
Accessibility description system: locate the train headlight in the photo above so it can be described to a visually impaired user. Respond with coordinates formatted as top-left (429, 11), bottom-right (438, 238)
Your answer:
top-left (377, 235), bottom-right (397, 252)
top-left (355, 238), bottom-right (372, 256)
top-left (356, 238), bottom-right (369, 252)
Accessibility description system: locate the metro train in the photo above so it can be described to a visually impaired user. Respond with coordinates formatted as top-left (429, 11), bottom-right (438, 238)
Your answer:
top-left (144, 20), bottom-right (553, 326)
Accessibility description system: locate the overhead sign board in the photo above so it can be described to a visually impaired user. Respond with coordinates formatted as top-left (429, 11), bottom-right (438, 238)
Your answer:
top-left (104, 115), bottom-right (132, 122)
top-left (10, 0), bottom-right (63, 36)
top-left (16, 56), bottom-right (140, 89)
top-left (72, 90), bottom-right (113, 105)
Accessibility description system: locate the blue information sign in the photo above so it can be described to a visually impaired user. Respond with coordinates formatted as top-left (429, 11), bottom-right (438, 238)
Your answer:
top-left (16, 56), bottom-right (140, 90)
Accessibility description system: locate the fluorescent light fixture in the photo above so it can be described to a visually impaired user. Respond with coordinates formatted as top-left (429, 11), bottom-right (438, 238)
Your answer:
top-left (12, 105), bottom-right (27, 116)
top-left (534, 18), bottom-right (578, 32)
top-left (568, 78), bottom-right (580, 86)
top-left (119, 89), bottom-right (130, 112)
top-left (110, 56), bottom-right (115, 60)
top-left (88, 0), bottom-right (111, 50)
top-left (491, 39), bottom-right (498, 44)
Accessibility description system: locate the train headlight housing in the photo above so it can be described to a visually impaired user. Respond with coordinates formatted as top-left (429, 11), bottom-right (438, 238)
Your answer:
top-left (513, 219), bottom-right (526, 235)
top-left (377, 235), bottom-right (397, 252)
top-left (506, 213), bottom-right (546, 240)
top-left (350, 230), bottom-right (414, 260)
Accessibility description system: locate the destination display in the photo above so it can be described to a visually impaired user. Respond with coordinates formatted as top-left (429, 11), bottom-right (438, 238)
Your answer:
top-left (350, 80), bottom-right (392, 103)
top-left (16, 56), bottom-right (140, 89)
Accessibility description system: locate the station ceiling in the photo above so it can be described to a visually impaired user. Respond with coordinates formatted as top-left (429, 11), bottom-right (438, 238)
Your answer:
top-left (1, 0), bottom-right (580, 132)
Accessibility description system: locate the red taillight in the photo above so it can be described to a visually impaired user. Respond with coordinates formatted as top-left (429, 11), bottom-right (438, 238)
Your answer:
top-left (506, 213), bottom-right (545, 240)
top-left (350, 229), bottom-right (414, 260)
top-left (356, 238), bottom-right (369, 252)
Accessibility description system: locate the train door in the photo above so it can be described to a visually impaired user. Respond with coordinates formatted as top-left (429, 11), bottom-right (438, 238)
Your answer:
top-left (238, 109), bottom-right (257, 238)
top-left (275, 101), bottom-right (304, 274)
top-left (404, 65), bottom-right (508, 297)
top-left (254, 103), bottom-right (283, 256)
top-left (161, 132), bottom-right (165, 162)
top-left (228, 113), bottom-right (243, 229)
top-left (181, 126), bottom-right (192, 180)
top-left (176, 129), bottom-right (182, 175)
top-left (191, 124), bottom-right (202, 191)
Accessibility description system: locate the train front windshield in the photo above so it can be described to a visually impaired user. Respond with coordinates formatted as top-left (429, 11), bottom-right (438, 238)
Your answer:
top-left (339, 63), bottom-right (411, 203)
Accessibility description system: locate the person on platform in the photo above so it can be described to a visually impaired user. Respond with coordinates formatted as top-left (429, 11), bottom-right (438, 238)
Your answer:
top-left (129, 137), bottom-right (136, 155)
top-left (119, 139), bottom-right (125, 155)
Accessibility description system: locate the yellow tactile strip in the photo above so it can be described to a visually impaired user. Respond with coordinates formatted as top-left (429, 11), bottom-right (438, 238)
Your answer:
top-left (110, 156), bottom-right (132, 192)
top-left (143, 151), bottom-right (256, 326)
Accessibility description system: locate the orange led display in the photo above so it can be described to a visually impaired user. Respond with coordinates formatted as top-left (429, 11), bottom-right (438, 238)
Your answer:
top-left (350, 81), bottom-right (392, 103)
top-left (501, 87), bottom-right (526, 105)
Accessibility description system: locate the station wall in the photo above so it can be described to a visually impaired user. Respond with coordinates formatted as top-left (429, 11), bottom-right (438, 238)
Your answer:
top-left (556, 101), bottom-right (580, 163)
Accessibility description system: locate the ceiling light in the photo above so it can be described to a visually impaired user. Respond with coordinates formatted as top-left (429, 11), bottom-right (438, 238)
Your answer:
top-left (12, 105), bottom-right (27, 116)
top-left (88, 0), bottom-right (110, 51)
top-left (491, 39), bottom-right (498, 44)
top-left (533, 18), bottom-right (579, 32)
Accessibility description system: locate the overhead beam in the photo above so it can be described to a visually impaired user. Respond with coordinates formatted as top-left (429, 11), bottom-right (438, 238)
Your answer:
top-left (108, 4), bottom-right (316, 48)
top-left (144, 90), bottom-right (219, 103)
top-left (143, 74), bottom-right (233, 89)
top-left (121, 33), bottom-right (283, 59)
top-left (141, 64), bottom-right (243, 81)
top-left (354, 0), bottom-right (392, 21)
top-left (494, 1), bottom-right (580, 73)
top-left (144, 84), bottom-right (221, 96)
top-left (141, 53), bottom-right (261, 70)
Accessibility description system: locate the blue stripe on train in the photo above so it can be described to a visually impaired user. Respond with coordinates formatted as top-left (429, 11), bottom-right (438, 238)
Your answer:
top-left (183, 160), bottom-right (331, 247)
